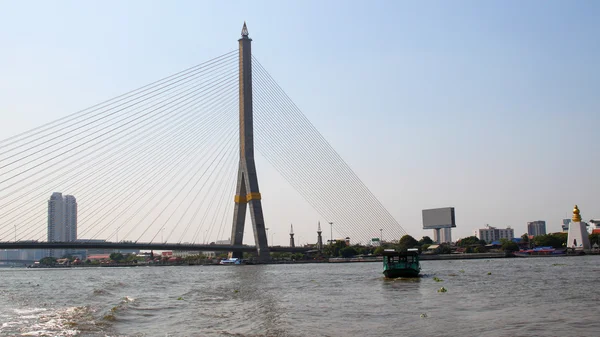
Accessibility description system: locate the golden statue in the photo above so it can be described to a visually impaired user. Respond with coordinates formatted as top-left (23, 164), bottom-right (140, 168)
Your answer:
top-left (572, 205), bottom-right (582, 222)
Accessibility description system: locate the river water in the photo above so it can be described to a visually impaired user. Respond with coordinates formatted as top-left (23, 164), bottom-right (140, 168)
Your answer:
top-left (1, 256), bottom-right (599, 336)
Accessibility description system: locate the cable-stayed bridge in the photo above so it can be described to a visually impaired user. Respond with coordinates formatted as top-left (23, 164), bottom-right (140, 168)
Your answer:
top-left (0, 24), bottom-right (406, 261)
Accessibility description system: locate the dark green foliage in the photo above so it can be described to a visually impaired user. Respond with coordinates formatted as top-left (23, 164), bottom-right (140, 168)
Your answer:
top-left (474, 246), bottom-right (488, 253)
top-left (533, 233), bottom-right (567, 248)
top-left (499, 238), bottom-right (519, 252)
top-left (39, 257), bottom-right (57, 266)
top-left (398, 235), bottom-right (419, 251)
top-left (323, 240), bottom-right (347, 257)
top-left (457, 236), bottom-right (482, 247)
top-left (109, 252), bottom-right (124, 262)
top-left (418, 236), bottom-right (434, 245)
top-left (339, 246), bottom-right (358, 258)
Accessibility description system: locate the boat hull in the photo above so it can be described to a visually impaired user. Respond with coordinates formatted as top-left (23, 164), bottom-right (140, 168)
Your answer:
top-left (383, 268), bottom-right (420, 278)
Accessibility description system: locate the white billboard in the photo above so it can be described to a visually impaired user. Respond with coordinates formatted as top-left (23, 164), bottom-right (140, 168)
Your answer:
top-left (422, 207), bottom-right (456, 229)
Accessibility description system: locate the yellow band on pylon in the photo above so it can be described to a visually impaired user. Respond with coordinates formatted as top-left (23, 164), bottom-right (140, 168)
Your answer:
top-left (246, 192), bottom-right (261, 201)
top-left (234, 195), bottom-right (247, 203)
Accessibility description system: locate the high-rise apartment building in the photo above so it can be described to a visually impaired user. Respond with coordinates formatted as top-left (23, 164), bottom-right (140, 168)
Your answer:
top-left (473, 225), bottom-right (514, 243)
top-left (47, 192), bottom-right (77, 257)
top-left (527, 221), bottom-right (547, 237)
top-left (562, 219), bottom-right (571, 232)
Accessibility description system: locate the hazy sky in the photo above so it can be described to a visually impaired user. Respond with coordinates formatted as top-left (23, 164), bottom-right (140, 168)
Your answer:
top-left (0, 1), bottom-right (598, 244)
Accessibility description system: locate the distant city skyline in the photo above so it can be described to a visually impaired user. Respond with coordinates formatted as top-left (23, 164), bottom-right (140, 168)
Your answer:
top-left (0, 1), bottom-right (598, 244)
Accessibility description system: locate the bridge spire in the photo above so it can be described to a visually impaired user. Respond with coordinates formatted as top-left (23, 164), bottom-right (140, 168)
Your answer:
top-left (229, 23), bottom-right (270, 262)
top-left (289, 224), bottom-right (295, 248)
top-left (316, 221), bottom-right (323, 252)
top-left (241, 21), bottom-right (249, 37)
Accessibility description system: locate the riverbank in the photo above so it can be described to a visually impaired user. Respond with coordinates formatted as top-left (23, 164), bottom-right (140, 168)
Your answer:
top-left (13, 250), bottom-right (599, 268)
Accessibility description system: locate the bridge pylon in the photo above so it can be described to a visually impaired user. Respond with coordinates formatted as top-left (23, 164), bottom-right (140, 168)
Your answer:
top-left (229, 23), bottom-right (270, 262)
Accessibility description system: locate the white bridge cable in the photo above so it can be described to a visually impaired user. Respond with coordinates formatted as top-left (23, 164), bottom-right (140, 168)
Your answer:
top-left (0, 54), bottom-right (237, 168)
top-left (85, 110), bottom-right (238, 243)
top-left (0, 50), bottom-right (237, 150)
top-left (143, 127), bottom-right (239, 244)
top-left (0, 63), bottom-right (239, 185)
top-left (0, 72), bottom-right (239, 232)
top-left (0, 53), bottom-right (242, 243)
top-left (10, 91), bottom-right (237, 242)
top-left (26, 89), bottom-right (238, 243)
top-left (187, 144), bottom-right (238, 244)
top-left (163, 133), bottom-right (238, 244)
top-left (1, 64), bottom-right (239, 241)
top-left (252, 56), bottom-right (406, 244)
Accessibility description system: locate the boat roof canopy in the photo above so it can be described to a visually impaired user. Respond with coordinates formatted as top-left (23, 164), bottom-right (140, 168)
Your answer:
top-left (382, 250), bottom-right (420, 256)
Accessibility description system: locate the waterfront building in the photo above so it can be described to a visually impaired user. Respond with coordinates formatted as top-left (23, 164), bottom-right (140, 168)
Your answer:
top-left (433, 227), bottom-right (452, 243)
top-left (562, 219), bottom-right (571, 232)
top-left (527, 221), bottom-right (546, 236)
top-left (0, 249), bottom-right (20, 260)
top-left (173, 250), bottom-right (201, 258)
top-left (473, 225), bottom-right (514, 243)
top-left (567, 205), bottom-right (590, 251)
top-left (590, 220), bottom-right (600, 234)
top-left (47, 192), bottom-right (78, 257)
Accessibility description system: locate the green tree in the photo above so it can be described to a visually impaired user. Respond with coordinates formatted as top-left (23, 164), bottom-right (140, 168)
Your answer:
top-left (339, 246), bottom-right (358, 258)
top-left (418, 236), bottom-right (434, 245)
top-left (589, 233), bottom-right (599, 246)
top-left (520, 233), bottom-right (529, 243)
top-left (534, 233), bottom-right (567, 248)
top-left (500, 238), bottom-right (519, 252)
top-left (323, 240), bottom-right (347, 257)
top-left (374, 246), bottom-right (385, 255)
top-left (354, 245), bottom-right (370, 256)
top-left (39, 257), bottom-right (57, 266)
top-left (437, 244), bottom-right (452, 254)
top-left (474, 246), bottom-right (487, 253)
top-left (398, 235), bottom-right (419, 251)
top-left (457, 236), bottom-right (481, 247)
top-left (109, 252), bottom-right (124, 262)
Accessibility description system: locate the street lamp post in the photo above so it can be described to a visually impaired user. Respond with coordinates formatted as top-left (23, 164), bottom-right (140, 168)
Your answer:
top-left (380, 228), bottom-right (383, 244)
top-left (329, 222), bottom-right (333, 245)
top-left (271, 232), bottom-right (276, 246)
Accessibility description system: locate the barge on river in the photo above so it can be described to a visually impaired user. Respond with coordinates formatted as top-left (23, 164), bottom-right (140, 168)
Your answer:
top-left (382, 249), bottom-right (421, 278)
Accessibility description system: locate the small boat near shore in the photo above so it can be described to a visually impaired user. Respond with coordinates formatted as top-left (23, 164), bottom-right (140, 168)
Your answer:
top-left (513, 246), bottom-right (566, 257)
top-left (382, 249), bottom-right (421, 278)
top-left (219, 258), bottom-right (242, 265)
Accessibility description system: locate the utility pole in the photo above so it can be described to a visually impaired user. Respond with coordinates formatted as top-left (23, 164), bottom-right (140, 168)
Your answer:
top-left (329, 222), bottom-right (333, 245)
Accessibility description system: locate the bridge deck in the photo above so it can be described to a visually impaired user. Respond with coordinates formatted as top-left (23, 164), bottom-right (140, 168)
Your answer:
top-left (0, 242), bottom-right (310, 253)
